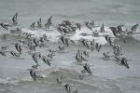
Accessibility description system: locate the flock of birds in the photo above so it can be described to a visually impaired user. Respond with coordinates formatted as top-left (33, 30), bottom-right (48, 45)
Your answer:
top-left (0, 13), bottom-right (139, 93)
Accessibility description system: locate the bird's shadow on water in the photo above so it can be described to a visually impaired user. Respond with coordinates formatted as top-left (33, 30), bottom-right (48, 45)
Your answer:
top-left (73, 61), bottom-right (87, 66)
top-left (10, 56), bottom-right (24, 60)
top-left (56, 50), bottom-right (69, 54)
top-left (99, 57), bottom-right (111, 61)
top-left (111, 58), bottom-right (121, 64)
top-left (99, 57), bottom-right (123, 66)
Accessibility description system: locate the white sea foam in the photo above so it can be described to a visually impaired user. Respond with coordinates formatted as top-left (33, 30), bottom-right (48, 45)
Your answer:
top-left (20, 26), bottom-right (115, 45)
top-left (1, 25), bottom-right (139, 45)
top-left (131, 29), bottom-right (140, 41)
top-left (21, 28), bottom-right (61, 42)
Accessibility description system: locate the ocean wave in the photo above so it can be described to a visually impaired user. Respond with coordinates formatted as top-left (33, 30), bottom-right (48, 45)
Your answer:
top-left (19, 26), bottom-right (114, 45)
top-left (0, 67), bottom-right (76, 85)
top-left (0, 24), bottom-right (140, 45)
top-left (0, 77), bottom-right (32, 85)
top-left (0, 67), bottom-right (123, 93)
top-left (22, 26), bottom-right (140, 45)
top-left (0, 24), bottom-right (140, 46)
top-left (0, 67), bottom-right (98, 85)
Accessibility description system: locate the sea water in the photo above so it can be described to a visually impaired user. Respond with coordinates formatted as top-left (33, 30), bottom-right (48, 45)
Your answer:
top-left (0, 0), bottom-right (140, 93)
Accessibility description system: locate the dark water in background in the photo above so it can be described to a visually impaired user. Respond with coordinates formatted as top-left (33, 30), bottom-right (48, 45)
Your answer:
top-left (0, 0), bottom-right (140, 26)
top-left (0, 0), bottom-right (140, 93)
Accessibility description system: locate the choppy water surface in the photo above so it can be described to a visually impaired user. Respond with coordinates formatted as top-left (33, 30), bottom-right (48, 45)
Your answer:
top-left (0, 0), bottom-right (140, 25)
top-left (0, 0), bottom-right (140, 93)
top-left (0, 37), bottom-right (140, 93)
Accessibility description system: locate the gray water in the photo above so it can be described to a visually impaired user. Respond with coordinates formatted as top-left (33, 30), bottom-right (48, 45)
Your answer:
top-left (0, 37), bottom-right (140, 93)
top-left (0, 0), bottom-right (140, 26)
top-left (0, 0), bottom-right (140, 93)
